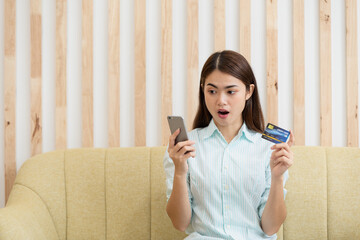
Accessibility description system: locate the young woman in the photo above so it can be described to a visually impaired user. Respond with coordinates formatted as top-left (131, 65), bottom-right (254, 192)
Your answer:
top-left (164, 50), bottom-right (294, 239)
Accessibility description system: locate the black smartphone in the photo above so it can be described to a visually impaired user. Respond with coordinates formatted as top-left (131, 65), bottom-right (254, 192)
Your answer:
top-left (167, 116), bottom-right (189, 144)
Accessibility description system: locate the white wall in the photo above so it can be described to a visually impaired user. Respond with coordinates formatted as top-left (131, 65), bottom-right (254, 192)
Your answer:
top-left (0, 0), bottom-right (358, 207)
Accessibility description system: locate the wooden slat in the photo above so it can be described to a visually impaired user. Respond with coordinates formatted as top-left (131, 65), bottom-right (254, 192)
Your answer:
top-left (56, 0), bottom-right (67, 149)
top-left (293, 0), bottom-right (305, 145)
top-left (108, 0), bottom-right (120, 147)
top-left (4, 0), bottom-right (16, 204)
top-left (239, 0), bottom-right (251, 62)
top-left (214, 0), bottom-right (225, 52)
top-left (30, 0), bottom-right (42, 155)
top-left (187, 0), bottom-right (199, 130)
top-left (161, 0), bottom-right (172, 146)
top-left (345, 0), bottom-right (358, 147)
top-left (135, 0), bottom-right (146, 146)
top-left (319, 0), bottom-right (332, 146)
top-left (266, 0), bottom-right (278, 124)
top-left (82, 0), bottom-right (93, 147)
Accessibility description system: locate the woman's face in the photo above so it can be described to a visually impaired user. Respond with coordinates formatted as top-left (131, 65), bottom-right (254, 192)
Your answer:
top-left (204, 70), bottom-right (254, 131)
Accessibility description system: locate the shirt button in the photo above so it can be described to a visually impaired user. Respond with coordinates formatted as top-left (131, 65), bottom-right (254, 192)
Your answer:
top-left (226, 205), bottom-right (229, 210)
top-left (225, 185), bottom-right (229, 190)
top-left (227, 225), bottom-right (230, 228)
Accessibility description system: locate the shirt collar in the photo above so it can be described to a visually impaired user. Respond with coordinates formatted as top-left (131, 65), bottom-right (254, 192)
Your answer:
top-left (239, 122), bottom-right (257, 143)
top-left (199, 119), bottom-right (218, 140)
top-left (200, 119), bottom-right (257, 143)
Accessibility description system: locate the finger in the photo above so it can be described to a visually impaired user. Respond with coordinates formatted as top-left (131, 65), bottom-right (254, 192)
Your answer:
top-left (169, 129), bottom-right (180, 148)
top-left (271, 148), bottom-right (291, 160)
top-left (179, 139), bottom-right (196, 146)
top-left (272, 156), bottom-right (286, 167)
top-left (173, 139), bottom-right (195, 152)
top-left (271, 142), bottom-right (291, 152)
top-left (178, 146), bottom-right (196, 156)
top-left (274, 149), bottom-right (294, 164)
top-left (287, 130), bottom-right (295, 147)
top-left (170, 146), bottom-right (195, 162)
top-left (185, 150), bottom-right (196, 159)
top-left (273, 156), bottom-right (293, 168)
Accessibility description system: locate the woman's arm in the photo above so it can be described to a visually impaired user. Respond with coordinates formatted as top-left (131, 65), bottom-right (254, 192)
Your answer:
top-left (166, 129), bottom-right (196, 232)
top-left (166, 173), bottom-right (192, 231)
top-left (261, 131), bottom-right (294, 236)
top-left (260, 175), bottom-right (287, 235)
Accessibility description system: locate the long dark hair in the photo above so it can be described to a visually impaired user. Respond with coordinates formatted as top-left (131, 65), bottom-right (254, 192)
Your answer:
top-left (192, 50), bottom-right (264, 133)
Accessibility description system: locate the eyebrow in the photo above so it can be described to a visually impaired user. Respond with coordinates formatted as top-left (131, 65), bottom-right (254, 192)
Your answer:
top-left (206, 83), bottom-right (239, 89)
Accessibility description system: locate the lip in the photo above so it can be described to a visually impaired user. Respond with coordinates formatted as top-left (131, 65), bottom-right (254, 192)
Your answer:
top-left (217, 109), bottom-right (230, 119)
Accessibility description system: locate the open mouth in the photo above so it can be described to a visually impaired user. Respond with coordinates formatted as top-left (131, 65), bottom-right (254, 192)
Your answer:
top-left (218, 109), bottom-right (229, 118)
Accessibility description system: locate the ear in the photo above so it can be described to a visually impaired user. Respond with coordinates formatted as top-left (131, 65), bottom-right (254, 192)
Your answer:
top-left (245, 84), bottom-right (255, 100)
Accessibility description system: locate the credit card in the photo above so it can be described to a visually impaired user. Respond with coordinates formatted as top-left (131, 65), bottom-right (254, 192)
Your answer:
top-left (262, 123), bottom-right (290, 144)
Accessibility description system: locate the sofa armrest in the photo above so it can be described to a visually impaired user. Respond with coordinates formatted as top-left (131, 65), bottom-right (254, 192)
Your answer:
top-left (0, 184), bottom-right (59, 240)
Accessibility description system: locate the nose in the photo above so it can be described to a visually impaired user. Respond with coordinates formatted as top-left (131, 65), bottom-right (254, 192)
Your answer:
top-left (216, 92), bottom-right (227, 106)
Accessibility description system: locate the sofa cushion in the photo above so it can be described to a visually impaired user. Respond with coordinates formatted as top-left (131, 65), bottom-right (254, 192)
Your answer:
top-left (65, 149), bottom-right (107, 239)
top-left (284, 146), bottom-right (328, 240)
top-left (327, 147), bottom-right (360, 239)
top-left (106, 147), bottom-right (151, 240)
top-left (150, 146), bottom-right (187, 239)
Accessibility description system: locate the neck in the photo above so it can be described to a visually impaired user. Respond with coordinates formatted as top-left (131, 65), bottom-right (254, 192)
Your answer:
top-left (214, 120), bottom-right (244, 143)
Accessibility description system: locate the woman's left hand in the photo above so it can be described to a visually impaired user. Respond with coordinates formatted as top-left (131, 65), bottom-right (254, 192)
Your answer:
top-left (270, 130), bottom-right (295, 179)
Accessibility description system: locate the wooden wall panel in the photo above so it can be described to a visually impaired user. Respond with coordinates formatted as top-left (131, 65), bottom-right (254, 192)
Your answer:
top-left (187, 0), bottom-right (199, 130)
top-left (82, 0), bottom-right (93, 147)
top-left (30, 0), bottom-right (42, 155)
top-left (345, 0), bottom-right (358, 147)
top-left (108, 0), bottom-right (120, 147)
top-left (4, 0), bottom-right (360, 206)
top-left (266, 0), bottom-right (278, 124)
top-left (56, 0), bottom-right (67, 149)
top-left (214, 0), bottom-right (225, 52)
top-left (239, 0), bottom-right (251, 62)
top-left (4, 0), bottom-right (16, 204)
top-left (319, 0), bottom-right (332, 146)
top-left (293, 0), bottom-right (305, 145)
top-left (135, 0), bottom-right (146, 146)
top-left (161, 0), bottom-right (172, 146)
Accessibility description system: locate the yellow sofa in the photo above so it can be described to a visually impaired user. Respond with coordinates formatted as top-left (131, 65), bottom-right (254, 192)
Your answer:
top-left (0, 146), bottom-right (359, 240)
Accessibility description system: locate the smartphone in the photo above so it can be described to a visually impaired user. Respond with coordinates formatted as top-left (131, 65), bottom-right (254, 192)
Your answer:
top-left (167, 116), bottom-right (189, 144)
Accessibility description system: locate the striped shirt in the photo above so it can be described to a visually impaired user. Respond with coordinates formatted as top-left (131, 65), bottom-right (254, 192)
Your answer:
top-left (164, 119), bottom-right (288, 240)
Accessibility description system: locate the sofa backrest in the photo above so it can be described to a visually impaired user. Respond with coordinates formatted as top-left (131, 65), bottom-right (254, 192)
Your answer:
top-left (284, 146), bottom-right (360, 240)
top-left (14, 147), bottom-right (154, 240)
top-left (12, 146), bottom-right (360, 240)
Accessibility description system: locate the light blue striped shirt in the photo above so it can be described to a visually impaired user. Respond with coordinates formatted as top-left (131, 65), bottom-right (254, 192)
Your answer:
top-left (164, 119), bottom-right (288, 240)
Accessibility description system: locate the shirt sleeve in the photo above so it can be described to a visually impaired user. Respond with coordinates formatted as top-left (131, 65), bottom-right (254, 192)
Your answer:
top-left (257, 150), bottom-right (289, 219)
top-left (163, 145), bottom-right (193, 203)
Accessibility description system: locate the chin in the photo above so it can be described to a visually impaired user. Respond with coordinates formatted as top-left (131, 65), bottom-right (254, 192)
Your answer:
top-left (214, 117), bottom-right (230, 125)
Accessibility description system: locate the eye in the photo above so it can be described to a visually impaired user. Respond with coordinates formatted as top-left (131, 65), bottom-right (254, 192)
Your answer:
top-left (208, 89), bottom-right (216, 94)
top-left (227, 90), bottom-right (236, 95)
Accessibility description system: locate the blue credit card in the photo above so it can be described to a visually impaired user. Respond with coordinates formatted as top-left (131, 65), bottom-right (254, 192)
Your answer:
top-left (262, 123), bottom-right (290, 144)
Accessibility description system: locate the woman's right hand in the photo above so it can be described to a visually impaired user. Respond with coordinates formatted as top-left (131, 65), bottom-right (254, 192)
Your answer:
top-left (168, 129), bottom-right (196, 177)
